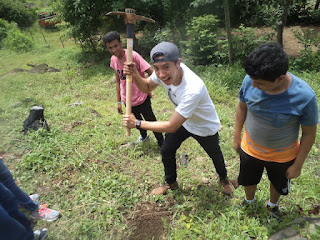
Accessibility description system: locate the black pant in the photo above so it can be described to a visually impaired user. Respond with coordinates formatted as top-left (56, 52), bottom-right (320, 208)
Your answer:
top-left (131, 96), bottom-right (163, 144)
top-left (161, 126), bottom-right (227, 184)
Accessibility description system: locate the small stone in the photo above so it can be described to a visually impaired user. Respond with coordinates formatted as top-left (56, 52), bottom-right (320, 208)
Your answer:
top-left (202, 177), bottom-right (209, 184)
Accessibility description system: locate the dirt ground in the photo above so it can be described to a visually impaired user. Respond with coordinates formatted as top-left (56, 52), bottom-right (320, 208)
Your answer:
top-left (126, 201), bottom-right (174, 240)
top-left (255, 25), bottom-right (320, 57)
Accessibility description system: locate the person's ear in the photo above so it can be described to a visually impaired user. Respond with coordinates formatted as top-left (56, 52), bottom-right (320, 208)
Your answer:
top-left (277, 75), bottom-right (286, 82)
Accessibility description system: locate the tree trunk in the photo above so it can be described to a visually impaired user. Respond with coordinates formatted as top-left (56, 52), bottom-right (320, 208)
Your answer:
top-left (315, 0), bottom-right (320, 10)
top-left (277, 0), bottom-right (291, 47)
top-left (223, 0), bottom-right (234, 65)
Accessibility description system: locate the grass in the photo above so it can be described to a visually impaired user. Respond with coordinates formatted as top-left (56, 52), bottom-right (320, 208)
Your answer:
top-left (1, 27), bottom-right (320, 240)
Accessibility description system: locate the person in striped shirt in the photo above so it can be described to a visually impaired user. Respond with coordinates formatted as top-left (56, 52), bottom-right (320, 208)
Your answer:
top-left (233, 43), bottom-right (318, 215)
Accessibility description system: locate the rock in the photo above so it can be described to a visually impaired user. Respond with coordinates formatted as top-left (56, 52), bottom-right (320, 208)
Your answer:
top-left (47, 67), bottom-right (61, 72)
top-left (89, 108), bottom-right (101, 118)
top-left (11, 101), bottom-right (22, 108)
top-left (269, 217), bottom-right (320, 240)
top-left (27, 63), bottom-right (48, 74)
top-left (179, 152), bottom-right (189, 166)
top-left (68, 102), bottom-right (83, 107)
top-left (202, 177), bottom-right (210, 184)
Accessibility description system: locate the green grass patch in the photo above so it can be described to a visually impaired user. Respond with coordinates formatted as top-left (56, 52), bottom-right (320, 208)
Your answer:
top-left (1, 28), bottom-right (319, 239)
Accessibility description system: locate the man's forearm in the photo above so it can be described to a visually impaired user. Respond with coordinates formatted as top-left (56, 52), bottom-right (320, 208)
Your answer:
top-left (132, 73), bottom-right (153, 93)
top-left (234, 102), bottom-right (247, 140)
top-left (139, 120), bottom-right (173, 133)
top-left (293, 125), bottom-right (317, 168)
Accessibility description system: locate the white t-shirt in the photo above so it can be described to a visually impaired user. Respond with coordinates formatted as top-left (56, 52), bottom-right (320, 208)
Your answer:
top-left (150, 63), bottom-right (220, 136)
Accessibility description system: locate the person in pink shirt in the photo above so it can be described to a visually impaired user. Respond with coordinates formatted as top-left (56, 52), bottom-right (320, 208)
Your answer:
top-left (103, 31), bottom-right (164, 147)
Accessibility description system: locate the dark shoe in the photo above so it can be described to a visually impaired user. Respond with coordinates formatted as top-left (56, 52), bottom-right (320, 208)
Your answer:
top-left (151, 182), bottom-right (178, 195)
top-left (267, 205), bottom-right (284, 220)
top-left (240, 198), bottom-right (257, 208)
top-left (220, 178), bottom-right (234, 195)
top-left (229, 179), bottom-right (239, 189)
top-left (135, 134), bottom-right (149, 145)
top-left (33, 228), bottom-right (48, 240)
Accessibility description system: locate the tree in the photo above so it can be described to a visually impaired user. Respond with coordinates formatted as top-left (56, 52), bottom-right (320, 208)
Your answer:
top-left (191, 0), bottom-right (235, 64)
top-left (223, 0), bottom-right (234, 64)
top-left (0, 0), bottom-right (36, 27)
top-left (277, 0), bottom-right (292, 47)
top-left (55, 0), bottom-right (194, 53)
top-left (56, 0), bottom-right (113, 52)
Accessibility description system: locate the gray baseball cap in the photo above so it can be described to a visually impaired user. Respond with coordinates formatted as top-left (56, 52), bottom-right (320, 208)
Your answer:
top-left (150, 42), bottom-right (180, 63)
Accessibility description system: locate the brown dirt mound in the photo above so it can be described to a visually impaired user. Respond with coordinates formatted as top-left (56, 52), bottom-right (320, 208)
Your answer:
top-left (126, 201), bottom-right (173, 240)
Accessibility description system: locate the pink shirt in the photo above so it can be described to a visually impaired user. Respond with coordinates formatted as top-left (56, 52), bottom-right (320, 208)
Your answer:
top-left (110, 50), bottom-right (151, 106)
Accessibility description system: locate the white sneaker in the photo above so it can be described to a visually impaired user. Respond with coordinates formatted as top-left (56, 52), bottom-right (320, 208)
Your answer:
top-left (29, 194), bottom-right (40, 202)
top-left (30, 204), bottom-right (60, 222)
top-left (135, 134), bottom-right (149, 145)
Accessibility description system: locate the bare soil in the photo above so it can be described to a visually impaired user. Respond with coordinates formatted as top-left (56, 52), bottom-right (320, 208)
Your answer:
top-left (126, 201), bottom-right (174, 240)
top-left (255, 26), bottom-right (320, 57)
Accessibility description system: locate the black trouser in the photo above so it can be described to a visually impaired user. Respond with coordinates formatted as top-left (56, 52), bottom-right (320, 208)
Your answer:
top-left (161, 126), bottom-right (228, 184)
top-left (131, 96), bottom-right (163, 144)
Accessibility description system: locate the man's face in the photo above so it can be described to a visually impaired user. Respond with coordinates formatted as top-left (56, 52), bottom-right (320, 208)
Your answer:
top-left (105, 40), bottom-right (122, 58)
top-left (153, 59), bottom-right (181, 85)
top-left (250, 77), bottom-right (280, 92)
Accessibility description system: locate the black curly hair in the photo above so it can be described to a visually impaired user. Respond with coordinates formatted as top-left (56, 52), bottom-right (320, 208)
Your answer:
top-left (102, 31), bottom-right (121, 44)
top-left (244, 43), bottom-right (289, 82)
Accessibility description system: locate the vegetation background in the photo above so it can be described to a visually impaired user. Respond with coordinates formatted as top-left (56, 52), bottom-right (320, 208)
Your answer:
top-left (0, 0), bottom-right (319, 239)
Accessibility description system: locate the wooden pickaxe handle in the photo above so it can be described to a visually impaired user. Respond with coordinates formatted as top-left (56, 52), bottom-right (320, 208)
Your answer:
top-left (106, 9), bottom-right (155, 136)
top-left (125, 38), bottom-right (133, 136)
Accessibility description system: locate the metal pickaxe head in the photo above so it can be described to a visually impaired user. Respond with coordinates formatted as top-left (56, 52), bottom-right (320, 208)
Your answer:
top-left (106, 8), bottom-right (155, 25)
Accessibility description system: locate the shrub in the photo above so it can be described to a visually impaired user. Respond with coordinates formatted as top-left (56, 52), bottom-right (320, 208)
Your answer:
top-left (0, 0), bottom-right (37, 27)
top-left (0, 19), bottom-right (8, 47)
top-left (182, 14), bottom-right (226, 65)
top-left (291, 28), bottom-right (320, 72)
top-left (231, 25), bottom-right (275, 64)
top-left (137, 25), bottom-right (176, 59)
top-left (291, 48), bottom-right (320, 72)
top-left (1, 21), bottom-right (34, 52)
top-left (292, 28), bottom-right (319, 51)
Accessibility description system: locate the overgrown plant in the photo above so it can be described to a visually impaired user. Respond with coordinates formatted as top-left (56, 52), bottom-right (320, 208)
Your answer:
top-left (182, 14), bottom-right (227, 65)
top-left (291, 28), bottom-right (320, 71)
top-left (137, 25), bottom-right (177, 59)
top-left (292, 28), bottom-right (319, 51)
top-left (231, 24), bottom-right (275, 64)
top-left (0, 19), bottom-right (34, 52)
top-left (0, 0), bottom-right (37, 27)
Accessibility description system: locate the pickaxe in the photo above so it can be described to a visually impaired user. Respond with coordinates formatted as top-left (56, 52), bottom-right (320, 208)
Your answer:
top-left (106, 9), bottom-right (155, 136)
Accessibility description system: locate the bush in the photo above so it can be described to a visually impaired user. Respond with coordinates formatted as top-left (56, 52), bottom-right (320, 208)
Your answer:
top-left (231, 25), bottom-right (275, 64)
top-left (137, 25), bottom-right (176, 59)
top-left (290, 27), bottom-right (320, 72)
top-left (236, 0), bottom-right (320, 26)
top-left (1, 21), bottom-right (34, 52)
top-left (0, 19), bottom-right (8, 47)
top-left (291, 49), bottom-right (320, 72)
top-left (0, 0), bottom-right (37, 27)
top-left (182, 15), bottom-right (226, 65)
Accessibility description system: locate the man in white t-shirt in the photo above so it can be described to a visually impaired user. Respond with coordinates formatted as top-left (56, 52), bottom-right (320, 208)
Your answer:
top-left (123, 42), bottom-right (235, 195)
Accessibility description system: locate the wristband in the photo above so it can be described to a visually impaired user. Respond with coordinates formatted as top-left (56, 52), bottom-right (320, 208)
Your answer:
top-left (136, 120), bottom-right (141, 129)
top-left (117, 102), bottom-right (122, 104)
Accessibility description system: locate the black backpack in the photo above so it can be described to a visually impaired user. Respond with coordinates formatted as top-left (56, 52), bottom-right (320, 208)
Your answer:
top-left (22, 105), bottom-right (49, 134)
